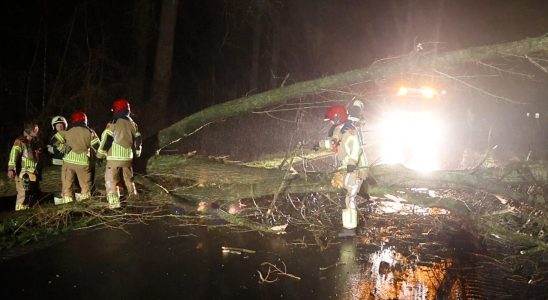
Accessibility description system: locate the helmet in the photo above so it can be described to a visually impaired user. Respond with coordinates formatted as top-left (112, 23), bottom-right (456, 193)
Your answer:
top-left (51, 115), bottom-right (68, 130)
top-left (71, 111), bottom-right (88, 125)
top-left (324, 104), bottom-right (348, 125)
top-left (112, 98), bottom-right (131, 113)
top-left (348, 100), bottom-right (364, 122)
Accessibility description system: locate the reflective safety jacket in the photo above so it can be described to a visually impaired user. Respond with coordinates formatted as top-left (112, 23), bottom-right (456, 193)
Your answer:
top-left (8, 135), bottom-right (40, 174)
top-left (97, 117), bottom-right (142, 166)
top-left (54, 125), bottom-right (100, 166)
top-left (48, 133), bottom-right (65, 165)
top-left (321, 122), bottom-right (368, 177)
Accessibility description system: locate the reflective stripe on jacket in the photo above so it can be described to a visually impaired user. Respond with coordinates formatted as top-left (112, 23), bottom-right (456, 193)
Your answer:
top-left (8, 138), bottom-right (38, 174)
top-left (54, 126), bottom-right (100, 166)
top-left (97, 118), bottom-right (140, 162)
top-left (332, 122), bottom-right (368, 174)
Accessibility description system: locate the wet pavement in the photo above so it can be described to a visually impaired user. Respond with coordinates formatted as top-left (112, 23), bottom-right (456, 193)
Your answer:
top-left (1, 197), bottom-right (546, 300)
top-left (0, 217), bottom-right (454, 300)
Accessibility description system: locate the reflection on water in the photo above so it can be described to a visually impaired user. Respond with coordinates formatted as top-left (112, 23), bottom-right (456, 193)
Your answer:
top-left (2, 212), bottom-right (541, 299)
top-left (340, 242), bottom-right (451, 300)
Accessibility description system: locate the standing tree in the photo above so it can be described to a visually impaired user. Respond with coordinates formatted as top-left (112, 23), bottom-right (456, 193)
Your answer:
top-left (131, 0), bottom-right (154, 104)
top-left (143, 0), bottom-right (179, 137)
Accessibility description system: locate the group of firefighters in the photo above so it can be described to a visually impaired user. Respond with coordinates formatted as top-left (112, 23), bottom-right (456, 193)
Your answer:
top-left (7, 98), bottom-right (142, 211)
top-left (7, 98), bottom-right (366, 237)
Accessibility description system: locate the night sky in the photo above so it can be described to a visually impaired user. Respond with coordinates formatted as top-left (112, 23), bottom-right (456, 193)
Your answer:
top-left (1, 0), bottom-right (547, 162)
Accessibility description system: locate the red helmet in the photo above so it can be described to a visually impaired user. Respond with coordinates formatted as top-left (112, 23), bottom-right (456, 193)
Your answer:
top-left (112, 98), bottom-right (130, 113)
top-left (324, 104), bottom-right (348, 125)
top-left (71, 111), bottom-right (88, 125)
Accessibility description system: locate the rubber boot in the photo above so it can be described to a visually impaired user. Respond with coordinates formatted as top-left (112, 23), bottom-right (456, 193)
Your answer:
top-left (338, 208), bottom-right (357, 238)
top-left (338, 228), bottom-right (356, 238)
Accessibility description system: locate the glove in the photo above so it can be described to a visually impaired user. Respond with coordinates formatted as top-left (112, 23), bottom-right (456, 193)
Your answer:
top-left (346, 164), bottom-right (356, 173)
top-left (312, 143), bottom-right (320, 152)
top-left (47, 145), bottom-right (55, 154)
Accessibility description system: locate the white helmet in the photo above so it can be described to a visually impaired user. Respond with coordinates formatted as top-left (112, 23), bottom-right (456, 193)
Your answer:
top-left (348, 100), bottom-right (364, 122)
top-left (51, 115), bottom-right (68, 130)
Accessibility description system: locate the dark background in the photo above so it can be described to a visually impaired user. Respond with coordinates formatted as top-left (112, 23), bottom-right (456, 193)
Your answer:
top-left (1, 0), bottom-right (547, 165)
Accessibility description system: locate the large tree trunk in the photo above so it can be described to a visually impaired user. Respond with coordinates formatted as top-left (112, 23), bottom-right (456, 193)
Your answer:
top-left (142, 0), bottom-right (179, 137)
top-left (249, 0), bottom-right (264, 92)
top-left (157, 35), bottom-right (548, 148)
top-left (143, 155), bottom-right (547, 204)
top-left (268, 6), bottom-right (280, 90)
top-left (130, 0), bottom-right (154, 103)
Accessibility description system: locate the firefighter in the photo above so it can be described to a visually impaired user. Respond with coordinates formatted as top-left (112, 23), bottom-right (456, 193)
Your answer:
top-left (7, 122), bottom-right (42, 211)
top-left (317, 102), bottom-right (368, 237)
top-left (53, 111), bottom-right (100, 203)
top-left (47, 115), bottom-right (68, 166)
top-left (97, 98), bottom-right (142, 209)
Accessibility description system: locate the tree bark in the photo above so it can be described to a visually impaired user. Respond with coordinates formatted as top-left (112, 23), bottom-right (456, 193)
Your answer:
top-left (131, 0), bottom-right (154, 103)
top-left (143, 0), bottom-right (179, 137)
top-left (268, 6), bottom-right (280, 90)
top-left (249, 0), bottom-right (264, 92)
top-left (157, 35), bottom-right (548, 148)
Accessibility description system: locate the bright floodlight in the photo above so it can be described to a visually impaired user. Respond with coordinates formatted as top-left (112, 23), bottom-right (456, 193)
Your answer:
top-left (421, 87), bottom-right (435, 98)
top-left (397, 86), bottom-right (408, 96)
top-left (379, 111), bottom-right (442, 172)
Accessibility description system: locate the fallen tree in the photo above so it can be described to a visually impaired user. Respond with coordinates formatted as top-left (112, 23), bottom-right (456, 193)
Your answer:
top-left (157, 35), bottom-right (548, 148)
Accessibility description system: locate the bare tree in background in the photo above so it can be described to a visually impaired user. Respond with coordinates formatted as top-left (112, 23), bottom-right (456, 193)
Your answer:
top-left (144, 0), bottom-right (179, 137)
top-left (131, 0), bottom-right (154, 103)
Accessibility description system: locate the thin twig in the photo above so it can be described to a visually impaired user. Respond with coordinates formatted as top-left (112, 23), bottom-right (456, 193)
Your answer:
top-left (434, 69), bottom-right (524, 104)
top-left (155, 121), bottom-right (218, 155)
top-left (525, 54), bottom-right (548, 73)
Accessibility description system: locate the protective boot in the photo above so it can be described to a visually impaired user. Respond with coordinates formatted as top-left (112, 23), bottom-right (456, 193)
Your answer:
top-left (62, 196), bottom-right (74, 204)
top-left (76, 192), bottom-right (91, 202)
top-left (338, 208), bottom-right (358, 238)
top-left (107, 193), bottom-right (121, 209)
top-left (54, 196), bottom-right (64, 205)
top-left (15, 203), bottom-right (30, 211)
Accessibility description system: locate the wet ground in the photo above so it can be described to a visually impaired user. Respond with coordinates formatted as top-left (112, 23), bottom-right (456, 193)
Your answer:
top-left (1, 199), bottom-right (546, 300)
top-left (0, 221), bottom-right (358, 299)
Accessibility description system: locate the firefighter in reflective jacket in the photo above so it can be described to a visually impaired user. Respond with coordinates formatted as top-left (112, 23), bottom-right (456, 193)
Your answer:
top-left (96, 98), bottom-right (142, 209)
top-left (7, 122), bottom-right (41, 211)
top-left (318, 103), bottom-right (368, 237)
top-left (53, 111), bottom-right (100, 203)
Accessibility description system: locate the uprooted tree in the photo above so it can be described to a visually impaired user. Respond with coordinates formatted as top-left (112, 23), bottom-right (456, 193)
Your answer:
top-left (1, 35), bottom-right (547, 255)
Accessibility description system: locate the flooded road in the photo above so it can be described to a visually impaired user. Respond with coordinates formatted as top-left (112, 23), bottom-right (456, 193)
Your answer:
top-left (1, 200), bottom-right (545, 299)
top-left (0, 219), bottom-right (448, 300)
